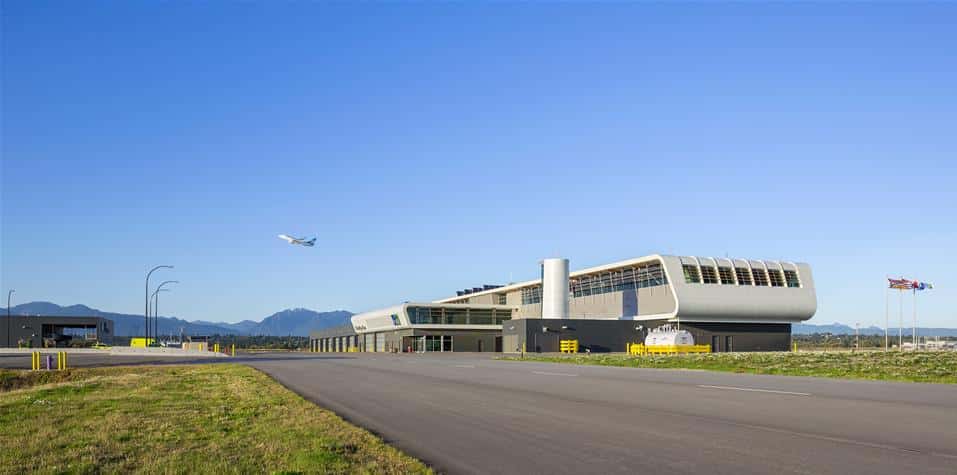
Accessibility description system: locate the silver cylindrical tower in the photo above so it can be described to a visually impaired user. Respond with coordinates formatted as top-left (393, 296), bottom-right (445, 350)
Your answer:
top-left (541, 258), bottom-right (569, 319)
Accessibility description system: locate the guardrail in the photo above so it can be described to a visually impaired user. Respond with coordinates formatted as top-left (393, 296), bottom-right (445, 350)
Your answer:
top-left (559, 339), bottom-right (579, 354)
top-left (628, 343), bottom-right (711, 355)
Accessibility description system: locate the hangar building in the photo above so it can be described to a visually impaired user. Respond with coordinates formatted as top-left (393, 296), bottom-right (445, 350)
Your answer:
top-left (1, 316), bottom-right (114, 348)
top-left (310, 254), bottom-right (816, 353)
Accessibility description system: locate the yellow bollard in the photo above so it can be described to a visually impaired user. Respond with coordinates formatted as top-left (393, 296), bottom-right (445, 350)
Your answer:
top-left (31, 351), bottom-right (39, 371)
top-left (231, 344), bottom-right (235, 356)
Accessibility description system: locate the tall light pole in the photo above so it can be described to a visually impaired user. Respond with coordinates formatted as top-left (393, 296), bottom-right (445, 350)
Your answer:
top-left (151, 280), bottom-right (178, 346)
top-left (152, 289), bottom-right (169, 345)
top-left (6, 290), bottom-right (14, 348)
top-left (145, 265), bottom-right (173, 341)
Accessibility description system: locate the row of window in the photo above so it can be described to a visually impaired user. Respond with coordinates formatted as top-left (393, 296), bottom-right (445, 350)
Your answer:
top-left (407, 306), bottom-right (513, 325)
top-left (446, 293), bottom-right (509, 305)
top-left (571, 263), bottom-right (667, 298)
top-left (521, 287), bottom-right (543, 305)
top-left (520, 263), bottom-right (669, 304)
top-left (683, 264), bottom-right (800, 288)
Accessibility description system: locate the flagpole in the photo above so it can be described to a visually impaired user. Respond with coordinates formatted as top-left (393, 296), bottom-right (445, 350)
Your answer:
top-left (913, 288), bottom-right (918, 350)
top-left (898, 287), bottom-right (903, 351)
top-left (884, 283), bottom-right (889, 351)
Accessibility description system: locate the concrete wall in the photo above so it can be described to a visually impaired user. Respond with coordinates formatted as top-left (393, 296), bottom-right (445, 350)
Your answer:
top-left (513, 286), bottom-right (675, 320)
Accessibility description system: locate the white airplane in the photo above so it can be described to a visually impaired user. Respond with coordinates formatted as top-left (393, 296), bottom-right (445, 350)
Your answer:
top-left (278, 234), bottom-right (316, 247)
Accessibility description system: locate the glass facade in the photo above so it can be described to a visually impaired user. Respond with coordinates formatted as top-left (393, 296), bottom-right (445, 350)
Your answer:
top-left (521, 286), bottom-right (542, 305)
top-left (767, 269), bottom-right (786, 287)
top-left (416, 335), bottom-right (453, 352)
top-left (681, 263), bottom-right (802, 289)
top-left (700, 266), bottom-right (719, 284)
top-left (718, 266), bottom-right (736, 285)
top-left (407, 306), bottom-right (512, 325)
top-left (571, 262), bottom-right (668, 298)
top-left (735, 267), bottom-right (753, 285)
top-left (683, 264), bottom-right (702, 284)
top-left (783, 270), bottom-right (801, 288)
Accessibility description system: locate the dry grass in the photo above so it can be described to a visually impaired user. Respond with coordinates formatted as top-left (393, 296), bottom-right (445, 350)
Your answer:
top-left (503, 351), bottom-right (957, 384)
top-left (0, 364), bottom-right (430, 474)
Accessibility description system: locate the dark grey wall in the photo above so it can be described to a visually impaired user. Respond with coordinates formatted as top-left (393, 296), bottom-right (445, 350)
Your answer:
top-left (678, 322), bottom-right (791, 352)
top-left (504, 319), bottom-right (645, 353)
top-left (503, 319), bottom-right (792, 353)
top-left (0, 316), bottom-right (113, 348)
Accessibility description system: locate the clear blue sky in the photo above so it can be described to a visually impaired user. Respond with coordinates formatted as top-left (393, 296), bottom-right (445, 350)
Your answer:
top-left (2, 2), bottom-right (954, 327)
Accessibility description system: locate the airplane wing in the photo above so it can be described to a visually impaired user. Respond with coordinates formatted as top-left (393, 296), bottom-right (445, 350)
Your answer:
top-left (278, 234), bottom-right (295, 243)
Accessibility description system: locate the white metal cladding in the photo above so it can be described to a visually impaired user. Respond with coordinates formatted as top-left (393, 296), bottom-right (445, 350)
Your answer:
top-left (350, 302), bottom-right (513, 334)
top-left (418, 253), bottom-right (816, 323)
top-left (375, 333), bottom-right (385, 352)
top-left (662, 256), bottom-right (816, 323)
top-left (541, 258), bottom-right (569, 319)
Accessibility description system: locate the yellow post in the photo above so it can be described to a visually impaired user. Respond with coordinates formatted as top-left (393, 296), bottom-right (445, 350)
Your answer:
top-left (792, 341), bottom-right (798, 352)
top-left (31, 351), bottom-right (39, 371)
top-left (231, 344), bottom-right (235, 356)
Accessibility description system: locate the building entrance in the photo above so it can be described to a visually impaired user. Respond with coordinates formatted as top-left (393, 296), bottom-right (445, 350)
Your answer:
top-left (413, 335), bottom-right (453, 352)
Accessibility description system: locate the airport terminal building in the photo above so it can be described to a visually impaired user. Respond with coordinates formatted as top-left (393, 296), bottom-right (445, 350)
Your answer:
top-left (310, 254), bottom-right (816, 353)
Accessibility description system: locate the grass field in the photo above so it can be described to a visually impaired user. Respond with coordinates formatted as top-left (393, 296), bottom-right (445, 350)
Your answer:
top-left (502, 351), bottom-right (957, 384)
top-left (0, 364), bottom-right (429, 474)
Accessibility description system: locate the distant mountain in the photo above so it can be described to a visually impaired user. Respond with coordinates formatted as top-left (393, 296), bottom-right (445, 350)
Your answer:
top-left (192, 319), bottom-right (260, 334)
top-left (794, 322), bottom-right (957, 337)
top-left (248, 308), bottom-right (352, 336)
top-left (8, 301), bottom-right (352, 337)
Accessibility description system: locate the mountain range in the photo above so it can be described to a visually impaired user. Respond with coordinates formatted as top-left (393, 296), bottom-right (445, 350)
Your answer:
top-left (8, 301), bottom-right (955, 337)
top-left (793, 322), bottom-right (957, 337)
top-left (8, 301), bottom-right (352, 337)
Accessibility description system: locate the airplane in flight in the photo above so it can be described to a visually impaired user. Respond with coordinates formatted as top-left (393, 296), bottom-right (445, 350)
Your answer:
top-left (278, 234), bottom-right (316, 247)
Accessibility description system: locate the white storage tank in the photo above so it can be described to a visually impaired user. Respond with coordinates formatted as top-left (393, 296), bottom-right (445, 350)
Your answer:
top-left (541, 258), bottom-right (569, 319)
top-left (645, 324), bottom-right (695, 346)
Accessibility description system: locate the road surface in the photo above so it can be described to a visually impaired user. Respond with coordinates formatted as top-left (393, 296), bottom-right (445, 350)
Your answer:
top-left (5, 351), bottom-right (956, 474)
top-left (245, 353), bottom-right (957, 475)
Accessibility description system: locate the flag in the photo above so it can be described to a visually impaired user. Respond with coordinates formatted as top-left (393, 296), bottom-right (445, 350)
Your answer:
top-left (888, 277), bottom-right (912, 290)
top-left (914, 281), bottom-right (934, 291)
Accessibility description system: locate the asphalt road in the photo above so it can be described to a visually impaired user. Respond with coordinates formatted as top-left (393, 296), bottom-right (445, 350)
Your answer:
top-left (0, 352), bottom-right (226, 369)
top-left (5, 351), bottom-right (957, 474)
top-left (244, 353), bottom-right (957, 475)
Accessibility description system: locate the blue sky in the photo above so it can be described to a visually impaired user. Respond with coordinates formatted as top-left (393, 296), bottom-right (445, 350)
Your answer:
top-left (2, 2), bottom-right (954, 327)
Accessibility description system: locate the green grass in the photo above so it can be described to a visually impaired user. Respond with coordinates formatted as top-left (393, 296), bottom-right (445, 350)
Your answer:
top-left (0, 364), bottom-right (430, 474)
top-left (501, 351), bottom-right (957, 384)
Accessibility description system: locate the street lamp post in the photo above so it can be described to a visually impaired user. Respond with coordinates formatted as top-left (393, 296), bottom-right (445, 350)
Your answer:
top-left (6, 290), bottom-right (14, 348)
top-left (152, 289), bottom-right (169, 345)
top-left (145, 265), bottom-right (173, 342)
top-left (151, 281), bottom-right (178, 346)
